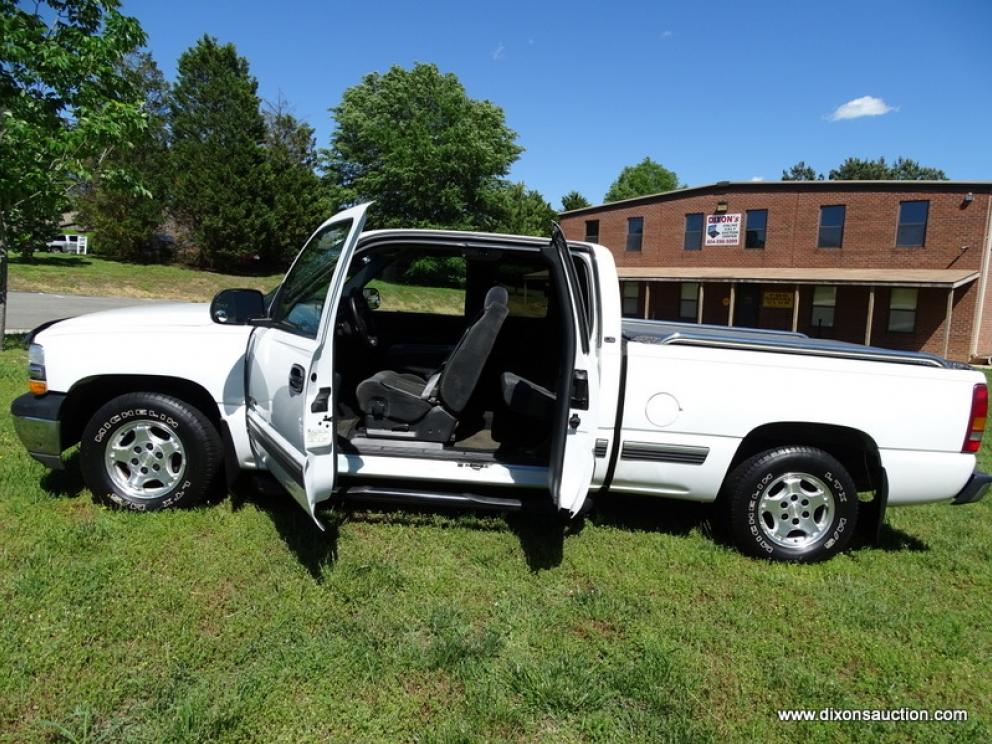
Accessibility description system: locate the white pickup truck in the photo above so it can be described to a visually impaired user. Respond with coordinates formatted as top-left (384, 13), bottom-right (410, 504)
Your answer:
top-left (11, 204), bottom-right (991, 562)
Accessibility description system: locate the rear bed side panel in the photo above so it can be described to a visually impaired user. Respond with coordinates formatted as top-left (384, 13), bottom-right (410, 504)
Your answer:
top-left (612, 341), bottom-right (984, 504)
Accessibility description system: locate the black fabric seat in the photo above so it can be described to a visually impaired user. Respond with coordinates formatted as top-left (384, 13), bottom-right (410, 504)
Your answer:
top-left (500, 372), bottom-right (556, 419)
top-left (356, 286), bottom-right (510, 442)
top-left (492, 371), bottom-right (557, 447)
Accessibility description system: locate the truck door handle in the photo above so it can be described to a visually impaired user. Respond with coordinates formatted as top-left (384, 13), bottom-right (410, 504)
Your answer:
top-left (289, 364), bottom-right (305, 393)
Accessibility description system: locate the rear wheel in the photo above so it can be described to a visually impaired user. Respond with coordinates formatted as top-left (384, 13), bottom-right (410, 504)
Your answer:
top-left (724, 446), bottom-right (858, 562)
top-left (80, 392), bottom-right (221, 511)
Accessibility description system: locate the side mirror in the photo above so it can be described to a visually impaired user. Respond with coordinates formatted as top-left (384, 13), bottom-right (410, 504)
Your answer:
top-left (362, 286), bottom-right (381, 310)
top-left (210, 288), bottom-right (266, 325)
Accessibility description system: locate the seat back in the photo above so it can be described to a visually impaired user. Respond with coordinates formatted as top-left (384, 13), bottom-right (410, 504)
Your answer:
top-left (438, 286), bottom-right (509, 414)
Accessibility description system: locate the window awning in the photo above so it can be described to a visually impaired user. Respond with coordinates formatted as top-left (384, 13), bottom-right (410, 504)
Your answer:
top-left (616, 267), bottom-right (980, 288)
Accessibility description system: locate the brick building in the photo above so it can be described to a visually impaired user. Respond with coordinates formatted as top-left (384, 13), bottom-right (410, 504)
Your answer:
top-left (560, 181), bottom-right (992, 362)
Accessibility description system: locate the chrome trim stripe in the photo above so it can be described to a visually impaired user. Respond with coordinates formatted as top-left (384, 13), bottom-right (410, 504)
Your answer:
top-left (621, 441), bottom-right (709, 465)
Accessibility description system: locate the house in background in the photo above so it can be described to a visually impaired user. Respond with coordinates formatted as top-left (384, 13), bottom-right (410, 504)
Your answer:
top-left (560, 181), bottom-right (992, 363)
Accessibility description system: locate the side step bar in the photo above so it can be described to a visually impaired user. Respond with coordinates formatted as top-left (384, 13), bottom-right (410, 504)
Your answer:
top-left (338, 485), bottom-right (523, 512)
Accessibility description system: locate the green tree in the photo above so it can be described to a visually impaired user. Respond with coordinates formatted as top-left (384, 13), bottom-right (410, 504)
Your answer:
top-left (76, 52), bottom-right (170, 262)
top-left (828, 156), bottom-right (947, 180)
top-left (604, 157), bottom-right (680, 202)
top-left (324, 63), bottom-right (522, 230)
top-left (560, 190), bottom-right (591, 212)
top-left (494, 183), bottom-right (556, 237)
top-left (0, 0), bottom-right (147, 266)
top-left (263, 102), bottom-right (330, 268)
top-left (169, 36), bottom-right (273, 270)
top-left (781, 161), bottom-right (822, 181)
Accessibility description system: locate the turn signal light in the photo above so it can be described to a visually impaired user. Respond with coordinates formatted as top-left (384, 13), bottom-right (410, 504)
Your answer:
top-left (28, 379), bottom-right (47, 395)
top-left (963, 383), bottom-right (988, 454)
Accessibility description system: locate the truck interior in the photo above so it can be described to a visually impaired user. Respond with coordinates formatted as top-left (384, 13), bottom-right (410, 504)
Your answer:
top-left (331, 241), bottom-right (567, 464)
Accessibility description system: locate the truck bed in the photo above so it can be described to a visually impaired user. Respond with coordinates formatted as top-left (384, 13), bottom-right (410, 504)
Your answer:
top-left (622, 319), bottom-right (965, 369)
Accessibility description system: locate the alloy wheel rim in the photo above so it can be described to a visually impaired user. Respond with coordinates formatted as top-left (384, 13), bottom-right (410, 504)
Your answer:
top-left (757, 472), bottom-right (834, 549)
top-left (104, 419), bottom-right (187, 499)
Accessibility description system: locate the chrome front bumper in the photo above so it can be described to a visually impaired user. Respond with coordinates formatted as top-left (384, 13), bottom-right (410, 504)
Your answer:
top-left (10, 392), bottom-right (66, 470)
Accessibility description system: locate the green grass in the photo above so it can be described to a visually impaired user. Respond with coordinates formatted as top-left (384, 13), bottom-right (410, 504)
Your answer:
top-left (8, 254), bottom-right (282, 302)
top-left (1, 343), bottom-right (990, 742)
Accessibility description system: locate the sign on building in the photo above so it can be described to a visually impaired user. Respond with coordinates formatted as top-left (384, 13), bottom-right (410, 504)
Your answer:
top-left (762, 291), bottom-right (794, 309)
top-left (705, 214), bottom-right (741, 246)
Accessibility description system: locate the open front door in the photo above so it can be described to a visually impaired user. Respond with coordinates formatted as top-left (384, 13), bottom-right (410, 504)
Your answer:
top-left (543, 225), bottom-right (600, 516)
top-left (245, 203), bottom-right (370, 526)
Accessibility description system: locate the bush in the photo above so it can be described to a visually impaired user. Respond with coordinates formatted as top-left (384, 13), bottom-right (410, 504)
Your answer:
top-left (402, 256), bottom-right (466, 288)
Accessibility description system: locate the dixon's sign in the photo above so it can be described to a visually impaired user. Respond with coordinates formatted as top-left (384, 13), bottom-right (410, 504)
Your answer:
top-left (705, 214), bottom-right (741, 246)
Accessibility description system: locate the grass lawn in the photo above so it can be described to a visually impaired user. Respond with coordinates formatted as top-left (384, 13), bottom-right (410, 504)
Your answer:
top-left (7, 254), bottom-right (283, 302)
top-left (0, 341), bottom-right (990, 742)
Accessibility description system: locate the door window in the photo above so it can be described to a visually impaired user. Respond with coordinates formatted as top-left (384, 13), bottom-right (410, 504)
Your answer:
top-left (270, 220), bottom-right (353, 337)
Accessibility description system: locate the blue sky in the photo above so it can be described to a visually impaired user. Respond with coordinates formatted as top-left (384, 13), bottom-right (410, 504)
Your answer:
top-left (124, 0), bottom-right (992, 209)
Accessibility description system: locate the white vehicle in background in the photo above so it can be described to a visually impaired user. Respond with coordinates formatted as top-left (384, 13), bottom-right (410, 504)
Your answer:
top-left (11, 204), bottom-right (991, 562)
top-left (44, 234), bottom-right (88, 254)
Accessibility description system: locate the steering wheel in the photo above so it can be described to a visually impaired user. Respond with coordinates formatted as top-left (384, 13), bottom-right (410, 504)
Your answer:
top-left (346, 287), bottom-right (378, 349)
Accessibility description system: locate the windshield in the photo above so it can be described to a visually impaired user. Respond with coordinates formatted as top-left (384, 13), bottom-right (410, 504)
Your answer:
top-left (269, 219), bottom-right (353, 337)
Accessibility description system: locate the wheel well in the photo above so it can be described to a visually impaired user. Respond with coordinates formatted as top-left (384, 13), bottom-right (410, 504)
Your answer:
top-left (728, 422), bottom-right (883, 493)
top-left (60, 375), bottom-right (221, 449)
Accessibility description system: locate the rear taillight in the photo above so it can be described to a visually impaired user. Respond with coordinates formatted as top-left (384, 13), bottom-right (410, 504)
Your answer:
top-left (963, 383), bottom-right (988, 454)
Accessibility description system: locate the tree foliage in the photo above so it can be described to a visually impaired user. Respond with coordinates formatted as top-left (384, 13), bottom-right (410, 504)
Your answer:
top-left (781, 161), bottom-right (822, 181)
top-left (169, 36), bottom-right (273, 270)
top-left (828, 156), bottom-right (947, 181)
top-left (0, 0), bottom-right (147, 260)
top-left (560, 190), bottom-right (591, 212)
top-left (604, 158), bottom-right (680, 202)
top-left (493, 182), bottom-right (556, 237)
top-left (324, 63), bottom-right (522, 230)
top-left (76, 52), bottom-right (170, 262)
top-left (263, 102), bottom-right (330, 267)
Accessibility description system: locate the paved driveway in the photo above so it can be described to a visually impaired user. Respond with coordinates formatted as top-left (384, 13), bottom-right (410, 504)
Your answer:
top-left (4, 292), bottom-right (181, 332)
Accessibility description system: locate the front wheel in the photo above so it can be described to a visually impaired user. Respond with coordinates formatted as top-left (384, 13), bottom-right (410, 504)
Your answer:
top-left (724, 446), bottom-right (859, 562)
top-left (80, 393), bottom-right (222, 511)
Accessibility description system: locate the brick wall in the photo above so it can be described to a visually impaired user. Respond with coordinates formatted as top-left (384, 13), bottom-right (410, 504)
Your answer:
top-left (562, 183), bottom-right (992, 360)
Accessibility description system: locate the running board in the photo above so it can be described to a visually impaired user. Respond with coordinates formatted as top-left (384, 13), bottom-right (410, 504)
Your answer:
top-left (339, 485), bottom-right (523, 512)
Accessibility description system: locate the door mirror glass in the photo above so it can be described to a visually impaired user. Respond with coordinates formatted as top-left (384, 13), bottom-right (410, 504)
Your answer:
top-left (210, 288), bottom-right (266, 325)
top-left (362, 286), bottom-right (381, 310)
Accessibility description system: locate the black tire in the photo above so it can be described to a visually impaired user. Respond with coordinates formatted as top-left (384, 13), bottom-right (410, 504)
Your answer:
top-left (80, 392), bottom-right (222, 511)
top-left (724, 446), bottom-right (858, 562)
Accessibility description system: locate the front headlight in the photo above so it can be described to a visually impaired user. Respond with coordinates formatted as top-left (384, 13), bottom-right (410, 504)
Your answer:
top-left (27, 343), bottom-right (47, 395)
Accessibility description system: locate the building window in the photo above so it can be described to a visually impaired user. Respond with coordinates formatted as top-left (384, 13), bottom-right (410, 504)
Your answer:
top-left (679, 282), bottom-right (699, 321)
top-left (626, 216), bottom-right (643, 251)
top-left (621, 282), bottom-right (640, 316)
top-left (818, 205), bottom-right (846, 248)
top-left (896, 200), bottom-right (929, 247)
top-left (745, 209), bottom-right (767, 249)
top-left (683, 213), bottom-right (703, 250)
top-left (810, 285), bottom-right (836, 329)
top-left (888, 288), bottom-right (918, 332)
top-left (584, 219), bottom-right (599, 243)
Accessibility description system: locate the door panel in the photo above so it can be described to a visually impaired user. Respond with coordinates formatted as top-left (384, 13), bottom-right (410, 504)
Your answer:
top-left (543, 225), bottom-right (601, 516)
top-left (246, 203), bottom-right (371, 525)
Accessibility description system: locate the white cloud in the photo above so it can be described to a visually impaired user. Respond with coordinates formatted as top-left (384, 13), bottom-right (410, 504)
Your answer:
top-left (661, 30), bottom-right (673, 38)
top-left (750, 176), bottom-right (763, 182)
top-left (528, 37), bottom-right (535, 46)
top-left (492, 42), bottom-right (505, 61)
top-left (828, 95), bottom-right (897, 121)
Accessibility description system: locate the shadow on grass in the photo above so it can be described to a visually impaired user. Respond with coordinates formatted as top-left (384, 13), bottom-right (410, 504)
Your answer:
top-left (39, 452), bottom-right (86, 498)
top-left (9, 254), bottom-right (92, 267)
top-left (230, 474), bottom-right (339, 582)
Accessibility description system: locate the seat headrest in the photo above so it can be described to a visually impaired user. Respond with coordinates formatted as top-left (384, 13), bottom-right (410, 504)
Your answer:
top-left (485, 286), bottom-right (508, 309)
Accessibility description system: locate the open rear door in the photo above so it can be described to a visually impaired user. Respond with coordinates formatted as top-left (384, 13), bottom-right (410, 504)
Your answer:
top-left (245, 203), bottom-right (370, 527)
top-left (542, 224), bottom-right (600, 516)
